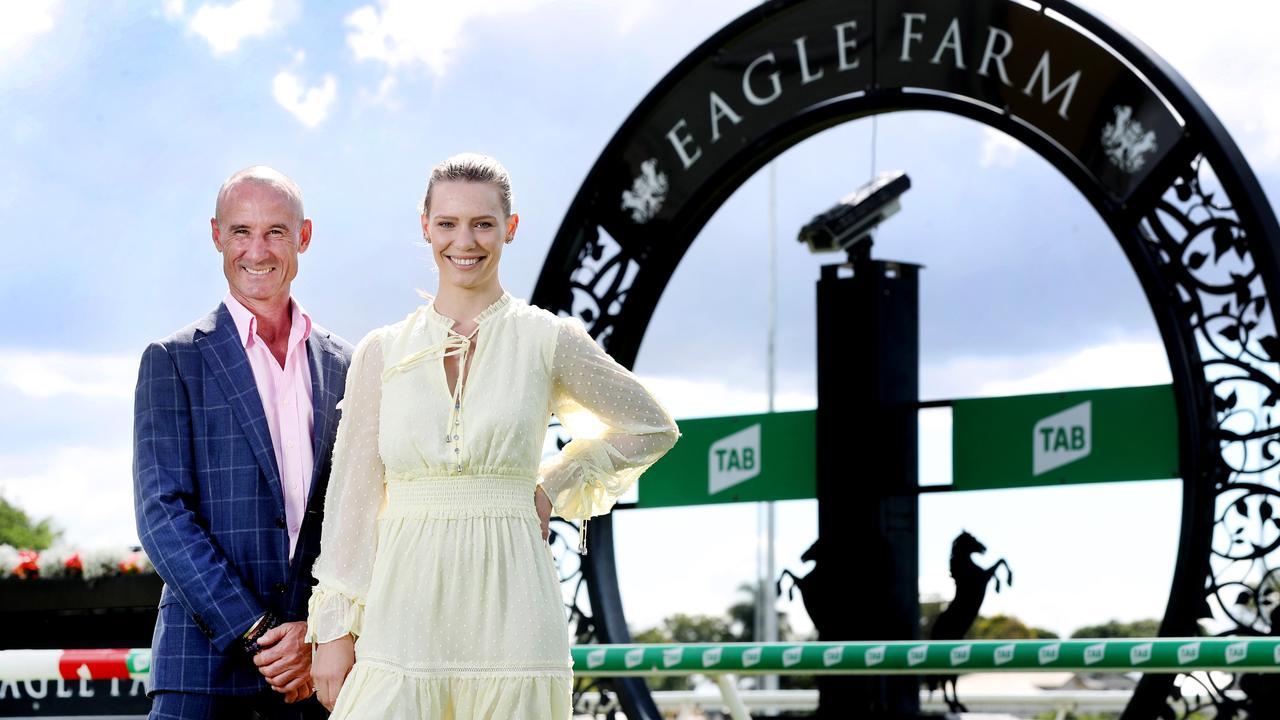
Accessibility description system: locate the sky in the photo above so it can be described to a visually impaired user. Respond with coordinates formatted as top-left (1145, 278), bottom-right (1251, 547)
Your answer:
top-left (1, 0), bottom-right (1279, 641)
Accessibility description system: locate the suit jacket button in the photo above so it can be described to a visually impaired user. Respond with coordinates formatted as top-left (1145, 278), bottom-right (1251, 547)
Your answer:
top-left (274, 583), bottom-right (287, 594)
top-left (275, 517), bottom-right (286, 529)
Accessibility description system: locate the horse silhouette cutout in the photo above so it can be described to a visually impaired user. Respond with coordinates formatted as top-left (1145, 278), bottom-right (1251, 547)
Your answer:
top-left (777, 540), bottom-right (828, 633)
top-left (925, 530), bottom-right (1013, 714)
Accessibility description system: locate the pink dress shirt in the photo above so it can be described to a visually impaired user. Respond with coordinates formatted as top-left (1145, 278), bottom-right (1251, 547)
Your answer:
top-left (224, 293), bottom-right (314, 560)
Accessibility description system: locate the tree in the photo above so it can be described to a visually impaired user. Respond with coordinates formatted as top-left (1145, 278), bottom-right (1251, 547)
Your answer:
top-left (631, 613), bottom-right (732, 691)
top-left (0, 494), bottom-right (59, 550)
top-left (921, 597), bottom-right (1057, 640)
top-left (659, 613), bottom-right (735, 644)
top-left (728, 582), bottom-right (798, 642)
top-left (1071, 619), bottom-right (1162, 639)
top-left (969, 614), bottom-right (1058, 640)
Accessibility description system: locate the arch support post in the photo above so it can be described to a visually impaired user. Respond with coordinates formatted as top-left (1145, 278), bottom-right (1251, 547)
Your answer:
top-left (815, 257), bottom-right (923, 717)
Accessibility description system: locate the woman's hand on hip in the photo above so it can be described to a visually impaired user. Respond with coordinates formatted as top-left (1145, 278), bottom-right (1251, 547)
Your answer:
top-left (535, 485), bottom-right (552, 541)
top-left (312, 634), bottom-right (356, 712)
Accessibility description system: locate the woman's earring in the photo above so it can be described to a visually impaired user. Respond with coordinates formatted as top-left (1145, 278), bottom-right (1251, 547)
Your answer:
top-left (505, 237), bottom-right (513, 244)
top-left (424, 236), bottom-right (432, 244)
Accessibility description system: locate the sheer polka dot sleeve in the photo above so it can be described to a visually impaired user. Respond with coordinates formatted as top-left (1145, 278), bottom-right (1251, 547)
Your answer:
top-left (537, 317), bottom-right (679, 520)
top-left (306, 329), bottom-right (387, 644)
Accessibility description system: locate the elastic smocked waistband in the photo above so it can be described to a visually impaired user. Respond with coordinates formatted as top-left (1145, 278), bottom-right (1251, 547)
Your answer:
top-left (380, 475), bottom-right (538, 520)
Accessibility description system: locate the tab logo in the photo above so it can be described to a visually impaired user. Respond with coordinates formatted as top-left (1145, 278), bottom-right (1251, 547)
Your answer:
top-left (825, 646), bottom-right (845, 667)
top-left (1226, 642), bottom-right (1248, 665)
top-left (1038, 644), bottom-right (1061, 665)
top-left (702, 647), bottom-right (722, 667)
top-left (865, 645), bottom-right (885, 667)
top-left (743, 647), bottom-right (763, 667)
top-left (1178, 642), bottom-right (1200, 665)
top-left (587, 649), bottom-right (607, 669)
top-left (1084, 644), bottom-right (1106, 665)
top-left (1033, 401), bottom-right (1092, 476)
top-left (625, 648), bottom-right (645, 668)
top-left (1131, 643), bottom-right (1153, 665)
top-left (783, 647), bottom-right (803, 667)
top-left (663, 647), bottom-right (683, 667)
top-left (950, 645), bottom-right (971, 666)
top-left (709, 424), bottom-right (761, 494)
top-left (908, 645), bottom-right (929, 667)
top-left (994, 644), bottom-right (1016, 665)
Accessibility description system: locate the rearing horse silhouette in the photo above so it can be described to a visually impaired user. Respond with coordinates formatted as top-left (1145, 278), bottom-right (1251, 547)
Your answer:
top-left (777, 540), bottom-right (827, 632)
top-left (926, 530), bottom-right (1013, 714)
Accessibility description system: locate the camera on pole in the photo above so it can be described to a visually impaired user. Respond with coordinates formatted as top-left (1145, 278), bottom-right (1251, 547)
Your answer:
top-left (797, 171), bottom-right (911, 262)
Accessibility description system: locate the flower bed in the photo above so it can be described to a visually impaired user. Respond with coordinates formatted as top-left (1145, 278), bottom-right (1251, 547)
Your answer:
top-left (0, 544), bottom-right (154, 581)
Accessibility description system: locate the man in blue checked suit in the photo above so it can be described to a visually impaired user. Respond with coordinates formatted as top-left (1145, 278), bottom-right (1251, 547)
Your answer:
top-left (134, 166), bottom-right (353, 719)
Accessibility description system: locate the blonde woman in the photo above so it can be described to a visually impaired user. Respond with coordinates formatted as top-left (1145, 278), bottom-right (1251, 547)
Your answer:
top-left (306, 153), bottom-right (678, 718)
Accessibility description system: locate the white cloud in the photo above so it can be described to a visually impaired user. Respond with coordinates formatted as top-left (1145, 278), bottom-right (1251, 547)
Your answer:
top-left (1077, 0), bottom-right (1280, 170)
top-left (975, 340), bottom-right (1172, 397)
top-left (0, 445), bottom-right (136, 549)
top-left (0, 349), bottom-right (136, 400)
top-left (924, 339), bottom-right (1171, 401)
top-left (358, 74), bottom-right (399, 109)
top-left (639, 374), bottom-right (815, 419)
top-left (979, 126), bottom-right (1022, 168)
top-left (183, 0), bottom-right (297, 55)
top-left (0, 0), bottom-right (59, 64)
top-left (273, 53), bottom-right (338, 127)
top-left (344, 0), bottom-right (656, 78)
top-left (162, 0), bottom-right (186, 21)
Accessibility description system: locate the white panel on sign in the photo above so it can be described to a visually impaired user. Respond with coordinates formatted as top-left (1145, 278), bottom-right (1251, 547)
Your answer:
top-left (709, 424), bottom-right (762, 494)
top-left (1033, 401), bottom-right (1092, 476)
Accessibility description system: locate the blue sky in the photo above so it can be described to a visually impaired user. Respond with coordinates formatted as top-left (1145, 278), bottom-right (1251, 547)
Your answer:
top-left (1, 0), bottom-right (1279, 639)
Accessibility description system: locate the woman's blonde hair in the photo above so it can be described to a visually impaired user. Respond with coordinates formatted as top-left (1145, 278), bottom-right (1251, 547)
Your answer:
top-left (421, 153), bottom-right (514, 218)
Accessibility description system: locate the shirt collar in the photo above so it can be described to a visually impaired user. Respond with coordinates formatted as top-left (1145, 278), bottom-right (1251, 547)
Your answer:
top-left (424, 291), bottom-right (513, 330)
top-left (223, 293), bottom-right (313, 350)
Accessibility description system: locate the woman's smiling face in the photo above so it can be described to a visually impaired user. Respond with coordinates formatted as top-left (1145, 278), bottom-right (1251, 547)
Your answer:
top-left (422, 180), bottom-right (518, 293)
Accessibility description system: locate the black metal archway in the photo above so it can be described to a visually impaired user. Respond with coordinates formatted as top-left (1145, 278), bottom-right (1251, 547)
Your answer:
top-left (532, 1), bottom-right (1280, 717)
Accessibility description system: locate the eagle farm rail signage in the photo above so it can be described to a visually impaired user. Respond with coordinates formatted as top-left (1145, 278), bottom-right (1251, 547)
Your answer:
top-left (607, 0), bottom-right (1176, 237)
top-left (637, 385), bottom-right (1177, 506)
top-left (951, 384), bottom-right (1179, 491)
top-left (637, 410), bottom-right (816, 508)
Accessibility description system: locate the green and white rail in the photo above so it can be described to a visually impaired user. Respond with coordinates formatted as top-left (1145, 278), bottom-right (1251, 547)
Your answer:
top-left (3, 639), bottom-right (1277, 682)
top-left (571, 638), bottom-right (1280, 676)
top-left (3, 640), bottom-right (1276, 720)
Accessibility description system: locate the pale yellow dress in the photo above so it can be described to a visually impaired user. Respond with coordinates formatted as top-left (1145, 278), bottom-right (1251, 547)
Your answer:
top-left (306, 293), bottom-right (678, 719)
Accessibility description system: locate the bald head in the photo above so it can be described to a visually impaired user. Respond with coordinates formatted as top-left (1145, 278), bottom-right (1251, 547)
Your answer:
top-left (215, 165), bottom-right (305, 224)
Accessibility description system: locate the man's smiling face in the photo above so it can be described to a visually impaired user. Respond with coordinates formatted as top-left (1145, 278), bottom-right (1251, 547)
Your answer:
top-left (211, 179), bottom-right (311, 310)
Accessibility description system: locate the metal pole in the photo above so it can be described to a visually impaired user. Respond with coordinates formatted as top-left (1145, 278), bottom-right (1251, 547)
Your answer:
top-left (715, 674), bottom-right (756, 720)
top-left (763, 162), bottom-right (780, 694)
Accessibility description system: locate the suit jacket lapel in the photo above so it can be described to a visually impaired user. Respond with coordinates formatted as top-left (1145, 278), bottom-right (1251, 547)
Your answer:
top-left (195, 303), bottom-right (284, 511)
top-left (306, 330), bottom-right (343, 506)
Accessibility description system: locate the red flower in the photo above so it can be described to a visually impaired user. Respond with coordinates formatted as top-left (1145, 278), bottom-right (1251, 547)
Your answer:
top-left (15, 550), bottom-right (39, 580)
top-left (118, 551), bottom-right (142, 575)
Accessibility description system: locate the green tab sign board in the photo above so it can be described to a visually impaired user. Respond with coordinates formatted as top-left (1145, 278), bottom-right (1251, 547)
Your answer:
top-left (637, 410), bottom-right (816, 508)
top-left (951, 384), bottom-right (1179, 491)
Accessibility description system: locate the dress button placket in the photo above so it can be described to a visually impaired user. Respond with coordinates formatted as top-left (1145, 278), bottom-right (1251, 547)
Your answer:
top-left (454, 390), bottom-right (463, 472)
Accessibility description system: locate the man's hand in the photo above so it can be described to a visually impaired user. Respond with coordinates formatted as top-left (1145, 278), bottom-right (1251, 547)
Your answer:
top-left (535, 485), bottom-right (552, 541)
top-left (253, 621), bottom-right (313, 703)
top-left (313, 634), bottom-right (356, 712)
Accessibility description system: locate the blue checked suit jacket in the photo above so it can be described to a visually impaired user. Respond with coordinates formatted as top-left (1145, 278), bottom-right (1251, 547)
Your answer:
top-left (133, 302), bottom-right (353, 695)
